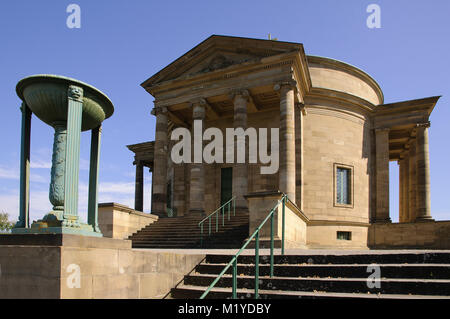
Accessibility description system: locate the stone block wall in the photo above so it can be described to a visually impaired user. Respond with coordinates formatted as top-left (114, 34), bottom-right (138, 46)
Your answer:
top-left (0, 234), bottom-right (205, 299)
top-left (246, 191), bottom-right (308, 249)
top-left (369, 221), bottom-right (450, 249)
top-left (98, 203), bottom-right (158, 239)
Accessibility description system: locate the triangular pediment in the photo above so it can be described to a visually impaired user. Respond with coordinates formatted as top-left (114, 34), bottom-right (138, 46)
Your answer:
top-left (141, 35), bottom-right (304, 89)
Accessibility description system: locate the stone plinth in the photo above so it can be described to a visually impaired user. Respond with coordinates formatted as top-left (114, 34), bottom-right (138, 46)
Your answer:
top-left (98, 203), bottom-right (158, 239)
top-left (245, 191), bottom-right (308, 249)
top-left (0, 234), bottom-right (204, 299)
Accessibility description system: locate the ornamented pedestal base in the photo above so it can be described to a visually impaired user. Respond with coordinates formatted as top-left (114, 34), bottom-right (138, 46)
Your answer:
top-left (12, 212), bottom-right (102, 237)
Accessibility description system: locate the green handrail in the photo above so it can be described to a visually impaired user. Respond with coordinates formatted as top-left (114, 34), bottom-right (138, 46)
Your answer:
top-left (199, 197), bottom-right (235, 247)
top-left (200, 194), bottom-right (287, 299)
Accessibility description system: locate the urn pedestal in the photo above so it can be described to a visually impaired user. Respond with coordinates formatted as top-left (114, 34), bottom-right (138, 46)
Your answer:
top-left (12, 75), bottom-right (114, 237)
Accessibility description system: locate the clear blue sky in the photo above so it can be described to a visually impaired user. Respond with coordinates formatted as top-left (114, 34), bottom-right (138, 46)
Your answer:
top-left (0, 0), bottom-right (449, 223)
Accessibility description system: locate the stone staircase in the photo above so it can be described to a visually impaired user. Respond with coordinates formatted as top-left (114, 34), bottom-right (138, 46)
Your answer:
top-left (171, 251), bottom-right (450, 299)
top-left (129, 210), bottom-right (249, 249)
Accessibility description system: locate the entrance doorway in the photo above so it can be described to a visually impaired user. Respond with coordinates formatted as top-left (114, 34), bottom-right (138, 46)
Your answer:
top-left (220, 167), bottom-right (232, 205)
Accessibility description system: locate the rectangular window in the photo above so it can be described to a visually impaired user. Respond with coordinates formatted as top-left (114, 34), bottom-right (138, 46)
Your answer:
top-left (337, 231), bottom-right (352, 240)
top-left (334, 164), bottom-right (353, 207)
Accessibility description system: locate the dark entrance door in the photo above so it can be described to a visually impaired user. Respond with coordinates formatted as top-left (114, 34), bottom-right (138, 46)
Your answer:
top-left (220, 167), bottom-right (233, 205)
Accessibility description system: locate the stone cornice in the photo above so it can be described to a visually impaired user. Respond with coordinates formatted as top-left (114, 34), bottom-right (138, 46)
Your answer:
top-left (307, 55), bottom-right (384, 105)
top-left (141, 35), bottom-right (306, 89)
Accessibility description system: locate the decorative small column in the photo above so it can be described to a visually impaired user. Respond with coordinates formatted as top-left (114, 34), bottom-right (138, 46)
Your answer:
top-left (408, 139), bottom-right (417, 222)
top-left (134, 160), bottom-right (144, 211)
top-left (415, 123), bottom-right (433, 221)
top-left (151, 105), bottom-right (168, 217)
top-left (375, 128), bottom-right (391, 223)
top-left (62, 85), bottom-right (84, 228)
top-left (49, 122), bottom-right (67, 218)
top-left (88, 125), bottom-right (102, 233)
top-left (189, 102), bottom-right (205, 215)
top-left (275, 81), bottom-right (296, 201)
top-left (231, 90), bottom-right (249, 210)
top-left (16, 102), bottom-right (31, 228)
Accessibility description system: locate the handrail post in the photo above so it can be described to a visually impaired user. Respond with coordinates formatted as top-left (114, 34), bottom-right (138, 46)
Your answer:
top-left (233, 198), bottom-right (235, 216)
top-left (255, 231), bottom-right (259, 299)
top-left (232, 258), bottom-right (237, 299)
top-left (228, 201), bottom-right (230, 220)
top-left (209, 217), bottom-right (211, 236)
top-left (200, 223), bottom-right (203, 247)
top-left (222, 206), bottom-right (224, 226)
top-left (270, 212), bottom-right (274, 278)
top-left (216, 212), bottom-right (218, 232)
top-left (282, 195), bottom-right (286, 256)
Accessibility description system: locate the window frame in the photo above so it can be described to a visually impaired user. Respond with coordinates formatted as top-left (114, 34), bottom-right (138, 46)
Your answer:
top-left (333, 163), bottom-right (354, 208)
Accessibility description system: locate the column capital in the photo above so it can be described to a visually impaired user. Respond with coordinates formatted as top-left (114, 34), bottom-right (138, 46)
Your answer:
top-left (273, 80), bottom-right (297, 91)
top-left (296, 102), bottom-right (307, 115)
top-left (151, 105), bottom-right (168, 116)
top-left (229, 89), bottom-right (250, 102)
top-left (375, 127), bottom-right (390, 133)
top-left (416, 121), bottom-right (431, 129)
top-left (68, 85), bottom-right (83, 102)
top-left (188, 97), bottom-right (208, 108)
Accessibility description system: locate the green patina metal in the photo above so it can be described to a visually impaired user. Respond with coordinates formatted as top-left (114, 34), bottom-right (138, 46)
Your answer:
top-left (16, 103), bottom-right (31, 229)
top-left (200, 194), bottom-right (288, 299)
top-left (199, 197), bottom-right (235, 247)
top-left (88, 126), bottom-right (102, 233)
top-left (12, 75), bottom-right (114, 237)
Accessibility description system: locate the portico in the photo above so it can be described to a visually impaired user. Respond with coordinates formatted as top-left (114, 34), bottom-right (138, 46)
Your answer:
top-left (373, 96), bottom-right (438, 223)
top-left (141, 36), bottom-right (311, 217)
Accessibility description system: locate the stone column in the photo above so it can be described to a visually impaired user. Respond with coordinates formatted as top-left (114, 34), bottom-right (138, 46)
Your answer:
top-left (151, 105), bottom-right (168, 217)
top-left (275, 81), bottom-right (296, 202)
top-left (295, 103), bottom-right (305, 210)
top-left (134, 160), bottom-right (144, 211)
top-left (189, 102), bottom-right (205, 215)
top-left (415, 123), bottom-right (433, 221)
top-left (403, 155), bottom-right (410, 222)
top-left (232, 90), bottom-right (249, 210)
top-left (88, 125), bottom-right (102, 233)
top-left (375, 128), bottom-right (391, 223)
top-left (16, 102), bottom-right (31, 229)
top-left (399, 158), bottom-right (404, 223)
top-left (408, 139), bottom-right (417, 222)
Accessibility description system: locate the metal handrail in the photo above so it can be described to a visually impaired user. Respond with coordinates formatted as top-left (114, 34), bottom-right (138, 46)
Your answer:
top-left (198, 197), bottom-right (235, 247)
top-left (200, 194), bottom-right (287, 299)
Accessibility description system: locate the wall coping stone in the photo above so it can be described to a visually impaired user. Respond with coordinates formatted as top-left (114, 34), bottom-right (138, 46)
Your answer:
top-left (98, 202), bottom-right (159, 221)
top-left (0, 233), bottom-right (131, 249)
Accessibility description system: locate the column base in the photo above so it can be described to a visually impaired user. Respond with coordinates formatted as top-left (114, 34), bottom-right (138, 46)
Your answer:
top-left (12, 224), bottom-right (102, 237)
top-left (415, 216), bottom-right (435, 222)
top-left (373, 218), bottom-right (392, 224)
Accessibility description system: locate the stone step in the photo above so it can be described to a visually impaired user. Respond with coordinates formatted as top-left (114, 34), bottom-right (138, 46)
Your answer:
top-left (132, 242), bottom-right (245, 249)
top-left (182, 273), bottom-right (450, 296)
top-left (171, 285), bottom-right (450, 299)
top-left (195, 263), bottom-right (450, 279)
top-left (131, 226), bottom-right (248, 237)
top-left (205, 252), bottom-right (450, 265)
top-left (137, 223), bottom-right (248, 232)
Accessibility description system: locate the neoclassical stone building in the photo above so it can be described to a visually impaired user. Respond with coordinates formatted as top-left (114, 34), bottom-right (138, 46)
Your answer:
top-left (129, 35), bottom-right (448, 249)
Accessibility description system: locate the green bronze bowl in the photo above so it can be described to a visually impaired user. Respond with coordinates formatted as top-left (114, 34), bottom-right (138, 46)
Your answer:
top-left (16, 74), bottom-right (114, 131)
